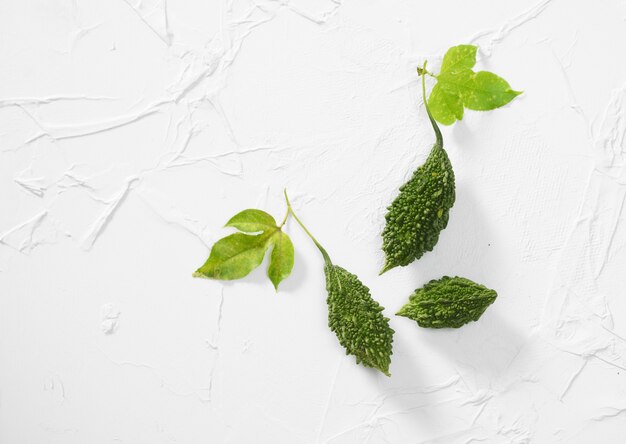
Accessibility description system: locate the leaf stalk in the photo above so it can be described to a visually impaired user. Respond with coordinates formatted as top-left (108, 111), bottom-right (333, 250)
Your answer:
top-left (419, 61), bottom-right (443, 146)
top-left (283, 189), bottom-right (332, 264)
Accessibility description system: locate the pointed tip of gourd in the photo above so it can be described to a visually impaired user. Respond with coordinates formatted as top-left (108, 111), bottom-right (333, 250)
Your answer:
top-left (192, 271), bottom-right (206, 279)
top-left (373, 364), bottom-right (391, 377)
top-left (379, 262), bottom-right (394, 275)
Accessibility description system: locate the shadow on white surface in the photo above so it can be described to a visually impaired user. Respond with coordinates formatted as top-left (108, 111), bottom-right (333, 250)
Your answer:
top-left (278, 247), bottom-right (309, 293)
top-left (403, 183), bottom-right (526, 378)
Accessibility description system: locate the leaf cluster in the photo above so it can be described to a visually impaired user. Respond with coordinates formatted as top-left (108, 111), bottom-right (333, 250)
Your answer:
top-left (428, 45), bottom-right (521, 125)
top-left (193, 209), bottom-right (294, 290)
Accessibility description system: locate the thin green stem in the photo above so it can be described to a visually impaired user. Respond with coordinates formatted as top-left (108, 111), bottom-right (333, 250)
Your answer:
top-left (283, 189), bottom-right (332, 264)
top-left (278, 206), bottom-right (289, 228)
top-left (419, 61), bottom-right (443, 146)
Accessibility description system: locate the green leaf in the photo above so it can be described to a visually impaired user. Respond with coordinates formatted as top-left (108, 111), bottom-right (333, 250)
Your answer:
top-left (427, 44), bottom-right (521, 125)
top-left (440, 44), bottom-right (477, 73)
top-left (267, 231), bottom-right (294, 290)
top-left (325, 263), bottom-right (394, 376)
top-left (396, 276), bottom-right (497, 328)
top-left (225, 209), bottom-right (277, 233)
top-left (428, 81), bottom-right (464, 126)
top-left (193, 232), bottom-right (272, 280)
top-left (461, 71), bottom-right (522, 111)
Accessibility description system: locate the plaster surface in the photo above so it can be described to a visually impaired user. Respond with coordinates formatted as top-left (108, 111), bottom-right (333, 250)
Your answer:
top-left (1, 1), bottom-right (626, 442)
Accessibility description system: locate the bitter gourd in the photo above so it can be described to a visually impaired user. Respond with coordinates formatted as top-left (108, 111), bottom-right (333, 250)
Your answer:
top-left (325, 262), bottom-right (394, 375)
top-left (283, 191), bottom-right (394, 375)
top-left (380, 71), bottom-right (455, 274)
top-left (396, 276), bottom-right (497, 328)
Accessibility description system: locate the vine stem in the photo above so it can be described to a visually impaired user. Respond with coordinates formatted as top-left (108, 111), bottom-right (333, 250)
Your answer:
top-left (278, 206), bottom-right (289, 227)
top-left (283, 189), bottom-right (332, 264)
top-left (419, 61), bottom-right (443, 146)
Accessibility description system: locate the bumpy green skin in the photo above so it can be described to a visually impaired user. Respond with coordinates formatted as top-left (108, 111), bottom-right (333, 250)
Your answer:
top-left (381, 139), bottom-right (455, 272)
top-left (397, 276), bottom-right (497, 328)
top-left (324, 263), bottom-right (394, 375)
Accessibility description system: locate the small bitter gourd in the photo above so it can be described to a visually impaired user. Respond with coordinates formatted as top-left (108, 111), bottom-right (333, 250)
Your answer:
top-left (396, 276), bottom-right (497, 328)
top-left (380, 72), bottom-right (455, 274)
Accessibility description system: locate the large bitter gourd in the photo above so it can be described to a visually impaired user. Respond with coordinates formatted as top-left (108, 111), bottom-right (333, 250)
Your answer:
top-left (381, 73), bottom-right (455, 274)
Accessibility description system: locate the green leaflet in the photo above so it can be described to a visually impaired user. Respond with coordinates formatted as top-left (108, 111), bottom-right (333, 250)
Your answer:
top-left (428, 44), bottom-right (522, 125)
top-left (193, 209), bottom-right (294, 290)
top-left (324, 262), bottom-right (394, 376)
top-left (440, 44), bottom-right (477, 72)
top-left (267, 231), bottom-right (294, 290)
top-left (380, 71), bottom-right (456, 273)
top-left (194, 232), bottom-right (272, 280)
top-left (397, 276), bottom-right (497, 328)
top-left (226, 209), bottom-right (277, 233)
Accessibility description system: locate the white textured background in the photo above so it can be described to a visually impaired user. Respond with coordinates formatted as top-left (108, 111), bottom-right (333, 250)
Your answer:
top-left (1, 1), bottom-right (626, 443)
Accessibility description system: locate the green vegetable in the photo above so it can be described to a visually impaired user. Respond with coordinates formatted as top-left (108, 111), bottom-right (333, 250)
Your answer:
top-left (425, 44), bottom-right (522, 125)
top-left (285, 192), bottom-right (394, 376)
top-left (325, 264), bottom-right (394, 376)
top-left (380, 66), bottom-right (456, 274)
top-left (193, 208), bottom-right (294, 290)
top-left (396, 276), bottom-right (497, 328)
